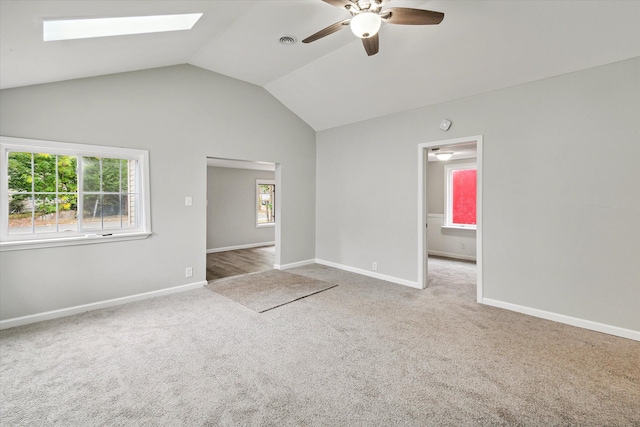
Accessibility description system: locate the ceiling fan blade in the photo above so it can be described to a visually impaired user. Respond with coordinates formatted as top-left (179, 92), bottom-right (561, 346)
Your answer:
top-left (362, 33), bottom-right (379, 56)
top-left (302, 19), bottom-right (351, 43)
top-left (381, 8), bottom-right (444, 25)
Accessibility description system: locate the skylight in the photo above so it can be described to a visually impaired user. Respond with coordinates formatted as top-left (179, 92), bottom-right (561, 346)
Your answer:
top-left (43, 13), bottom-right (203, 42)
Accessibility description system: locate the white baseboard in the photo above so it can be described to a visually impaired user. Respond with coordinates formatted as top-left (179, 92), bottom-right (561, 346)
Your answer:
top-left (482, 298), bottom-right (640, 342)
top-left (274, 259), bottom-right (316, 270)
top-left (428, 250), bottom-right (477, 262)
top-left (0, 281), bottom-right (207, 330)
top-left (207, 241), bottom-right (275, 254)
top-left (315, 259), bottom-right (420, 289)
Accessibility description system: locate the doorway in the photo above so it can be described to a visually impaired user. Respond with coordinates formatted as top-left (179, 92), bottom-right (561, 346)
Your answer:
top-left (206, 157), bottom-right (280, 281)
top-left (418, 136), bottom-right (483, 302)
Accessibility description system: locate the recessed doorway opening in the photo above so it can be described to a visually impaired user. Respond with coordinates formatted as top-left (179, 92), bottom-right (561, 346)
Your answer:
top-left (418, 136), bottom-right (483, 302)
top-left (206, 157), bottom-right (280, 282)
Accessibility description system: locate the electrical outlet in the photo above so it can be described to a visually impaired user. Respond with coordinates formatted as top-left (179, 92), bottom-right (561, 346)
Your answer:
top-left (185, 267), bottom-right (193, 278)
top-left (185, 196), bottom-right (193, 207)
top-left (460, 243), bottom-right (466, 250)
top-left (372, 262), bottom-right (377, 271)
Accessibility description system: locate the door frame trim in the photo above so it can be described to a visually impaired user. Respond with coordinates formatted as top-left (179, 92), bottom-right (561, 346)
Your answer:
top-left (418, 135), bottom-right (483, 302)
top-left (206, 156), bottom-right (281, 268)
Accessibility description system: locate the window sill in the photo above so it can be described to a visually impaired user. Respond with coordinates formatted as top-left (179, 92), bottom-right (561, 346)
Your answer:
top-left (256, 223), bottom-right (275, 228)
top-left (441, 225), bottom-right (476, 232)
top-left (0, 231), bottom-right (152, 252)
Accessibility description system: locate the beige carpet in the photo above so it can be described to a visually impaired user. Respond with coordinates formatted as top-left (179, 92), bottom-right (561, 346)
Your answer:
top-left (1, 259), bottom-right (638, 426)
top-left (206, 270), bottom-right (337, 312)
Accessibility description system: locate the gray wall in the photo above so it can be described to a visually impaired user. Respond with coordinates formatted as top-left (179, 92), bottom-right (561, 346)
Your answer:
top-left (0, 64), bottom-right (316, 320)
top-left (207, 167), bottom-right (275, 250)
top-left (317, 57), bottom-right (640, 332)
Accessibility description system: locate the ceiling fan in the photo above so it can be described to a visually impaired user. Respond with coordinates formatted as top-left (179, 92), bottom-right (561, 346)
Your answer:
top-left (302, 0), bottom-right (444, 56)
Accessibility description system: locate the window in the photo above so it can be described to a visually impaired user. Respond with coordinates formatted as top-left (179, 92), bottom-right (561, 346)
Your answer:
top-left (1, 136), bottom-right (151, 250)
top-left (444, 163), bottom-right (476, 229)
top-left (43, 13), bottom-right (203, 41)
top-left (256, 180), bottom-right (275, 227)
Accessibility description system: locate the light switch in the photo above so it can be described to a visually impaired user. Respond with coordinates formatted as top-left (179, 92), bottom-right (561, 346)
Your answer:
top-left (185, 196), bottom-right (193, 206)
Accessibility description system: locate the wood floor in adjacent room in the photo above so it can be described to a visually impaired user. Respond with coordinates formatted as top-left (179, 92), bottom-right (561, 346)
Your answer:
top-left (206, 245), bottom-right (275, 281)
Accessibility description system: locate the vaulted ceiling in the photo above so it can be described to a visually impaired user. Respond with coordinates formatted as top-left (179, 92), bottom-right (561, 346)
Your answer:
top-left (1, 1), bottom-right (639, 131)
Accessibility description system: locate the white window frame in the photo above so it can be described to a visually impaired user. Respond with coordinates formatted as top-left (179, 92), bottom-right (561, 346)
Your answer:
top-left (0, 136), bottom-right (151, 251)
top-left (256, 179), bottom-right (275, 228)
top-left (444, 162), bottom-right (477, 231)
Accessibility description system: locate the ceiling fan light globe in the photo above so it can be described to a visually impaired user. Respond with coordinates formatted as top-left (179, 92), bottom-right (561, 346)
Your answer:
top-left (350, 12), bottom-right (382, 39)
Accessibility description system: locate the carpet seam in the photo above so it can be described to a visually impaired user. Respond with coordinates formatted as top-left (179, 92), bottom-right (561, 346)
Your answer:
top-left (257, 284), bottom-right (339, 313)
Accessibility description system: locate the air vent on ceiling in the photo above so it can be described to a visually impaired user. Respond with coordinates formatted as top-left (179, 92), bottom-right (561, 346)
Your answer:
top-left (279, 35), bottom-right (297, 45)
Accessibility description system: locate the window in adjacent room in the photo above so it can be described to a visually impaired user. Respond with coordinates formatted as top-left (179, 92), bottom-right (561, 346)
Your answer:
top-left (444, 163), bottom-right (477, 229)
top-left (256, 180), bottom-right (275, 227)
top-left (1, 136), bottom-right (151, 250)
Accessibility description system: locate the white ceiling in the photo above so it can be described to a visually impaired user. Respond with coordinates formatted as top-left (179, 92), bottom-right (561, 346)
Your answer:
top-left (1, 1), bottom-right (639, 131)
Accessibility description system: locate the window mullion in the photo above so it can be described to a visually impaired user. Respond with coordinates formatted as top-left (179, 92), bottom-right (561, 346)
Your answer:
top-left (30, 153), bottom-right (35, 234)
top-left (55, 155), bottom-right (59, 233)
top-left (119, 160), bottom-right (123, 229)
top-left (78, 156), bottom-right (84, 232)
top-left (99, 157), bottom-right (103, 230)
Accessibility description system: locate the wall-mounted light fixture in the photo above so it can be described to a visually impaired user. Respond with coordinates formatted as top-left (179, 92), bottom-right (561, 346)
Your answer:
top-left (432, 148), bottom-right (454, 161)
